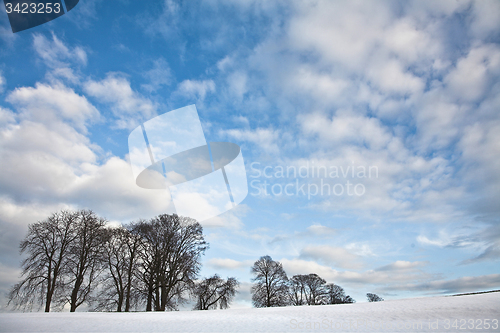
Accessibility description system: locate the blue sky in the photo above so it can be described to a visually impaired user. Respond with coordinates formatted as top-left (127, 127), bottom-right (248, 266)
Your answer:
top-left (0, 0), bottom-right (500, 309)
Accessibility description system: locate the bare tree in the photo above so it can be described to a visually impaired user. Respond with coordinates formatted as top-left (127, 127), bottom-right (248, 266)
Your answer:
top-left (192, 275), bottom-right (239, 310)
top-left (10, 211), bottom-right (208, 313)
top-left (251, 256), bottom-right (289, 307)
top-left (303, 274), bottom-right (328, 305)
top-left (290, 274), bottom-right (328, 305)
top-left (8, 211), bottom-right (77, 312)
top-left (367, 293), bottom-right (384, 302)
top-left (289, 274), bottom-right (308, 306)
top-left (62, 210), bottom-right (107, 312)
top-left (326, 284), bottom-right (356, 304)
top-left (132, 221), bottom-right (157, 311)
top-left (134, 214), bottom-right (208, 311)
top-left (326, 284), bottom-right (345, 304)
top-left (93, 225), bottom-right (142, 312)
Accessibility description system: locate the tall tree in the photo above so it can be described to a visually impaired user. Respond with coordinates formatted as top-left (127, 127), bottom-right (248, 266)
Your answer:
top-left (192, 275), bottom-right (239, 310)
top-left (8, 211), bottom-right (77, 312)
top-left (63, 210), bottom-right (107, 312)
top-left (251, 256), bottom-right (289, 307)
top-left (94, 225), bottom-right (141, 312)
top-left (303, 274), bottom-right (328, 305)
top-left (289, 274), bottom-right (308, 306)
top-left (134, 214), bottom-right (208, 311)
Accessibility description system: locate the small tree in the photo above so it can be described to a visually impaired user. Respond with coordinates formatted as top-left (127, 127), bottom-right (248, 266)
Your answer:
top-left (251, 256), bottom-right (289, 307)
top-left (290, 274), bottom-right (328, 305)
top-left (367, 293), bottom-right (384, 302)
top-left (192, 275), bottom-right (239, 310)
top-left (326, 284), bottom-right (356, 304)
top-left (344, 295), bottom-right (356, 303)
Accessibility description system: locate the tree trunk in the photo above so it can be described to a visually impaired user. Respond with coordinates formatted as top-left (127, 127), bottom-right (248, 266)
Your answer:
top-left (154, 284), bottom-right (161, 311)
top-left (160, 283), bottom-right (167, 311)
top-left (70, 275), bottom-right (83, 312)
top-left (117, 293), bottom-right (123, 312)
top-left (44, 288), bottom-right (52, 312)
top-left (146, 282), bottom-right (153, 311)
top-left (124, 259), bottom-right (133, 312)
top-left (124, 286), bottom-right (131, 312)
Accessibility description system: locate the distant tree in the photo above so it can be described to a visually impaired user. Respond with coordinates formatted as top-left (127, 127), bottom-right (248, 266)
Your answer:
top-left (192, 275), bottom-right (239, 310)
top-left (134, 214), bottom-right (208, 311)
top-left (62, 210), bottom-right (107, 312)
top-left (326, 284), bottom-right (356, 304)
top-left (289, 274), bottom-right (308, 306)
top-left (326, 284), bottom-right (345, 304)
top-left (8, 211), bottom-right (78, 312)
top-left (290, 274), bottom-right (328, 305)
top-left (367, 293), bottom-right (384, 302)
top-left (251, 256), bottom-right (289, 307)
top-left (343, 295), bottom-right (356, 303)
top-left (302, 274), bottom-right (328, 305)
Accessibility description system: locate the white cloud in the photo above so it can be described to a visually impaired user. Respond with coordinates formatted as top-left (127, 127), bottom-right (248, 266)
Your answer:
top-left (84, 73), bottom-right (156, 129)
top-left (444, 44), bottom-right (500, 102)
top-left (281, 258), bottom-right (431, 287)
top-left (223, 128), bottom-right (280, 154)
top-left (300, 113), bottom-right (393, 151)
top-left (376, 261), bottom-right (427, 271)
top-left (382, 17), bottom-right (441, 65)
top-left (207, 258), bottom-right (253, 270)
top-left (0, 107), bottom-right (15, 125)
top-left (287, 1), bottom-right (390, 71)
top-left (175, 79), bottom-right (216, 101)
top-left (0, 72), bottom-right (5, 94)
top-left (365, 58), bottom-right (425, 95)
top-left (417, 235), bottom-right (451, 248)
top-left (7, 83), bottom-right (100, 133)
top-left (469, 0), bottom-right (500, 40)
top-left (306, 224), bottom-right (336, 237)
top-left (33, 33), bottom-right (87, 68)
top-left (268, 224), bottom-right (337, 246)
top-left (32, 33), bottom-right (87, 83)
top-left (226, 71), bottom-right (248, 100)
top-left (141, 58), bottom-right (172, 93)
top-left (390, 274), bottom-right (500, 294)
top-left (299, 245), bottom-right (363, 269)
top-left (1, 81), bottom-right (174, 224)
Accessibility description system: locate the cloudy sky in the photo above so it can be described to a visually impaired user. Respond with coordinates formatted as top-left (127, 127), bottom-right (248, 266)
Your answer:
top-left (0, 0), bottom-right (500, 309)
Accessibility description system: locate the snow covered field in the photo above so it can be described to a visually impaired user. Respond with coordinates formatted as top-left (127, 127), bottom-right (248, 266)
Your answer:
top-left (1, 293), bottom-right (499, 332)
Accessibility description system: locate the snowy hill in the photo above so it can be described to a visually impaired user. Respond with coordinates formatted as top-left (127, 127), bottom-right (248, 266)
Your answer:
top-left (1, 292), bottom-right (499, 332)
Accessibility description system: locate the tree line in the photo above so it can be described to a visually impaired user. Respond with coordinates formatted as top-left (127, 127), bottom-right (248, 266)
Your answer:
top-left (8, 210), bottom-right (238, 312)
top-left (250, 255), bottom-right (383, 307)
top-left (9, 210), bottom-right (382, 312)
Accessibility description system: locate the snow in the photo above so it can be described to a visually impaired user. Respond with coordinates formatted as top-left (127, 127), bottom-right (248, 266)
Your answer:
top-left (1, 293), bottom-right (499, 332)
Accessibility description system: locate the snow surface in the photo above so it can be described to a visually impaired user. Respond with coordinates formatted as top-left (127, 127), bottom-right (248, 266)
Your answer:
top-left (0, 293), bottom-right (499, 332)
